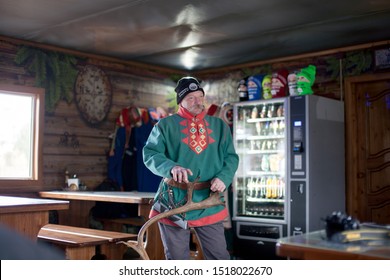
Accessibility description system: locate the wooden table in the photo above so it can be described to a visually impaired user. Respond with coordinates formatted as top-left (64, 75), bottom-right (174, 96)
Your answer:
top-left (0, 195), bottom-right (69, 241)
top-left (276, 230), bottom-right (390, 260)
top-left (39, 191), bottom-right (164, 260)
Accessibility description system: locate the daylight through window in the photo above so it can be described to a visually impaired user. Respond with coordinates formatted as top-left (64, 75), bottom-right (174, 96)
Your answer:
top-left (0, 84), bottom-right (44, 191)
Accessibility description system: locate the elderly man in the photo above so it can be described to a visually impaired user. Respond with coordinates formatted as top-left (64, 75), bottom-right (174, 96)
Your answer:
top-left (143, 76), bottom-right (239, 260)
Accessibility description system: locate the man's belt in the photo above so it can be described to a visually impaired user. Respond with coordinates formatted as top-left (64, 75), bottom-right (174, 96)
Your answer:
top-left (164, 178), bottom-right (211, 190)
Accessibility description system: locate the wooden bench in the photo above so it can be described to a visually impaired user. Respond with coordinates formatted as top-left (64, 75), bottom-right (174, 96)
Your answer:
top-left (96, 217), bottom-right (146, 232)
top-left (38, 224), bottom-right (137, 260)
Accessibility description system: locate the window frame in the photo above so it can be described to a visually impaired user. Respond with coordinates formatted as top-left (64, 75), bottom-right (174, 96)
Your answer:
top-left (0, 84), bottom-right (45, 193)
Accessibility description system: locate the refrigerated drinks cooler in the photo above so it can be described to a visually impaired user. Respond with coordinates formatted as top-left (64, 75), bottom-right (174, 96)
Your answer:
top-left (232, 95), bottom-right (345, 259)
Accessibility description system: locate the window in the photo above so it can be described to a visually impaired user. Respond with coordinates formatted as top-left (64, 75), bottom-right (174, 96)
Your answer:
top-left (0, 84), bottom-right (44, 192)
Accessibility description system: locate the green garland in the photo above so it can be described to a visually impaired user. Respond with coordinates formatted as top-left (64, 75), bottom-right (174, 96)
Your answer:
top-left (14, 46), bottom-right (78, 112)
top-left (241, 65), bottom-right (272, 78)
top-left (326, 50), bottom-right (372, 80)
top-left (166, 90), bottom-right (179, 112)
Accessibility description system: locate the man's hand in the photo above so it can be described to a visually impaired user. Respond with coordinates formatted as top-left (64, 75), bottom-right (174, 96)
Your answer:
top-left (210, 178), bottom-right (226, 193)
top-left (171, 166), bottom-right (193, 183)
top-left (109, 149), bottom-right (115, 156)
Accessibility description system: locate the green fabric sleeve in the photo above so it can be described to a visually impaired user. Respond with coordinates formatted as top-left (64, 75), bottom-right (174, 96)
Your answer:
top-left (213, 121), bottom-right (239, 188)
top-left (142, 123), bottom-right (176, 178)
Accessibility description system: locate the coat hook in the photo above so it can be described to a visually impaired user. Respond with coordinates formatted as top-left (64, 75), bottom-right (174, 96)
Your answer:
top-left (70, 134), bottom-right (80, 149)
top-left (59, 132), bottom-right (69, 146)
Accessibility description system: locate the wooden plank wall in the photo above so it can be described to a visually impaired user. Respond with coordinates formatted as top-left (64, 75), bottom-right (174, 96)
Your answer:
top-left (0, 37), bottom-right (387, 193)
top-left (0, 39), bottom-right (175, 191)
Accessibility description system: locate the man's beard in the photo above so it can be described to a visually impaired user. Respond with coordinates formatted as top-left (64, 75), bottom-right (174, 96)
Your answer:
top-left (190, 104), bottom-right (204, 111)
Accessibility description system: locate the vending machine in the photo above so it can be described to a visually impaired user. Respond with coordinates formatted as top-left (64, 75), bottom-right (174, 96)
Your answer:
top-left (232, 95), bottom-right (345, 259)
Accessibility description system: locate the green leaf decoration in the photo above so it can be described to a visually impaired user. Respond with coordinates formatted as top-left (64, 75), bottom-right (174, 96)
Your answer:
top-left (169, 74), bottom-right (184, 84)
top-left (325, 56), bottom-right (341, 80)
top-left (166, 90), bottom-right (178, 112)
top-left (241, 65), bottom-right (272, 77)
top-left (344, 51), bottom-right (372, 76)
top-left (325, 50), bottom-right (373, 80)
top-left (14, 46), bottom-right (78, 112)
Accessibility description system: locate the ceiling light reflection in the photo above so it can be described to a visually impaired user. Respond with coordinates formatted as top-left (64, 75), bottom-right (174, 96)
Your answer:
top-left (181, 48), bottom-right (199, 70)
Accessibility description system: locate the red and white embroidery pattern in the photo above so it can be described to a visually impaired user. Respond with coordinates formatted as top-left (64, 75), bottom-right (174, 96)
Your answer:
top-left (180, 118), bottom-right (215, 154)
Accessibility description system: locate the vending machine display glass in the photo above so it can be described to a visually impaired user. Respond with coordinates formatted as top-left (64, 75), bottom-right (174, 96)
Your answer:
top-left (233, 99), bottom-right (287, 223)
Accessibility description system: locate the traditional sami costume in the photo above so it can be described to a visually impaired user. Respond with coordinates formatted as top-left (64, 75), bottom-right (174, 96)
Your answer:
top-left (143, 106), bottom-right (239, 227)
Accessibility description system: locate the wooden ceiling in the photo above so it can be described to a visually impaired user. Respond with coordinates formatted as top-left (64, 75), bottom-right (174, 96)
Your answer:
top-left (1, 0), bottom-right (390, 72)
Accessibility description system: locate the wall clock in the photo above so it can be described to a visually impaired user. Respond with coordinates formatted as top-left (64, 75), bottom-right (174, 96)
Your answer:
top-left (74, 64), bottom-right (112, 125)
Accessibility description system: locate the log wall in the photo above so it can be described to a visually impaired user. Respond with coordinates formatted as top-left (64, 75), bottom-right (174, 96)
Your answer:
top-left (0, 36), bottom-right (388, 193)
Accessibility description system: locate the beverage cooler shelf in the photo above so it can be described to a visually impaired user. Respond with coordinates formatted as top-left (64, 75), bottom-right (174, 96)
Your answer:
top-left (246, 171), bottom-right (282, 176)
top-left (247, 135), bottom-right (284, 140)
top-left (244, 190), bottom-right (285, 200)
top-left (247, 149), bottom-right (283, 154)
top-left (247, 197), bottom-right (284, 203)
top-left (247, 116), bottom-right (284, 123)
top-left (243, 176), bottom-right (286, 200)
top-left (241, 214), bottom-right (284, 219)
top-left (242, 204), bottom-right (285, 218)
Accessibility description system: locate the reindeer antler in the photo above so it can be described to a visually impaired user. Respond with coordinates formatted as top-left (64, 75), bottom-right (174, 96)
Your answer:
top-left (119, 179), bottom-right (224, 260)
